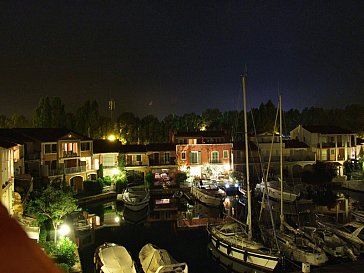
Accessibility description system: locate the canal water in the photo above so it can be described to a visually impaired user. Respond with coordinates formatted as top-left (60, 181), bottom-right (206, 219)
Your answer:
top-left (78, 193), bottom-right (230, 273)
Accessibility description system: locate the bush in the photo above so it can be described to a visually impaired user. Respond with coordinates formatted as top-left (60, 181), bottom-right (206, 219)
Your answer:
top-left (83, 180), bottom-right (103, 195)
top-left (175, 172), bottom-right (187, 187)
top-left (56, 263), bottom-right (70, 273)
top-left (55, 237), bottom-right (77, 267)
top-left (103, 176), bottom-right (112, 186)
top-left (145, 172), bottom-right (154, 188)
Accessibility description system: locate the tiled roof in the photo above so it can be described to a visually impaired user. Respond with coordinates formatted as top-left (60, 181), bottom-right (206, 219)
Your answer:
top-left (302, 125), bottom-right (353, 135)
top-left (120, 144), bottom-right (147, 153)
top-left (12, 128), bottom-right (91, 142)
top-left (93, 139), bottom-right (122, 153)
top-left (146, 143), bottom-right (176, 151)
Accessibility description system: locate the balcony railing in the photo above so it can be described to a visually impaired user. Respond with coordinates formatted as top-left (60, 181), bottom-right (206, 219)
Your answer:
top-left (62, 151), bottom-right (79, 158)
top-left (64, 166), bottom-right (86, 174)
top-left (149, 157), bottom-right (176, 166)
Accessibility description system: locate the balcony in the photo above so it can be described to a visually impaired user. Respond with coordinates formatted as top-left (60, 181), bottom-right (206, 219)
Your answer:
top-left (62, 151), bottom-right (79, 158)
top-left (209, 159), bottom-right (222, 164)
top-left (149, 157), bottom-right (176, 166)
top-left (64, 166), bottom-right (86, 174)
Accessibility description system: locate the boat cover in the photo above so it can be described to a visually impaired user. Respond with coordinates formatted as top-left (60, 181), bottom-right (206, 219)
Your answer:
top-left (99, 245), bottom-right (136, 273)
top-left (139, 243), bottom-right (178, 273)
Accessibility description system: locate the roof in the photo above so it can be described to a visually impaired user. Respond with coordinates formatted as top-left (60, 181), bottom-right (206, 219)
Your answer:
top-left (174, 131), bottom-right (228, 138)
top-left (302, 125), bottom-right (354, 135)
top-left (93, 139), bottom-right (122, 153)
top-left (233, 141), bottom-right (258, 151)
top-left (0, 129), bottom-right (32, 144)
top-left (283, 139), bottom-right (309, 148)
top-left (120, 144), bottom-right (147, 153)
top-left (12, 128), bottom-right (91, 142)
top-left (146, 143), bottom-right (176, 151)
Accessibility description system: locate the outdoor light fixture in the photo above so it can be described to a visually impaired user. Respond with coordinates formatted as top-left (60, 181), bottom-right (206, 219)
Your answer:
top-left (107, 134), bottom-right (116, 141)
top-left (114, 216), bottom-right (120, 223)
top-left (58, 224), bottom-right (71, 237)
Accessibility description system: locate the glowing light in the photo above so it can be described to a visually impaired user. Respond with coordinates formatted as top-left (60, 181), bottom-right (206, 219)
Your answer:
top-left (114, 216), bottom-right (120, 223)
top-left (107, 134), bottom-right (116, 141)
top-left (113, 168), bottom-right (120, 175)
top-left (200, 125), bottom-right (207, 131)
top-left (225, 184), bottom-right (230, 189)
top-left (58, 224), bottom-right (70, 237)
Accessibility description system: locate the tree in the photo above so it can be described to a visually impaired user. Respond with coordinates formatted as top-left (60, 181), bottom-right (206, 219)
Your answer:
top-left (26, 183), bottom-right (78, 243)
top-left (50, 97), bottom-right (66, 128)
top-left (32, 96), bottom-right (52, 127)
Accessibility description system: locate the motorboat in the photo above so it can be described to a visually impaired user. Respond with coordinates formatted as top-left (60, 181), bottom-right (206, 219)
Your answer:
top-left (121, 187), bottom-right (150, 211)
top-left (94, 242), bottom-right (137, 273)
top-left (190, 183), bottom-right (226, 207)
top-left (139, 243), bottom-right (188, 273)
top-left (256, 180), bottom-right (303, 203)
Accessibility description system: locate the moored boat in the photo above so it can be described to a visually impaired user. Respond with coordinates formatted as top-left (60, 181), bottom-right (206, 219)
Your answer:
top-left (139, 243), bottom-right (188, 273)
top-left (121, 187), bottom-right (150, 211)
top-left (190, 184), bottom-right (226, 207)
top-left (94, 242), bottom-right (137, 273)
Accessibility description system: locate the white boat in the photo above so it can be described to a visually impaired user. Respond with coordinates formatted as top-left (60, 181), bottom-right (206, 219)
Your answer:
top-left (207, 73), bottom-right (283, 272)
top-left (317, 220), bottom-right (364, 253)
top-left (207, 220), bottom-right (281, 271)
top-left (94, 242), bottom-right (137, 273)
top-left (256, 180), bottom-right (302, 202)
top-left (121, 187), bottom-right (150, 211)
top-left (190, 184), bottom-right (226, 207)
top-left (139, 243), bottom-right (188, 273)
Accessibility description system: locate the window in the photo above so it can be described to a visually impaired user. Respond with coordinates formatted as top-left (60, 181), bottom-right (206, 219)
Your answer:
top-left (211, 151), bottom-right (219, 163)
top-left (190, 151), bottom-right (199, 164)
top-left (165, 152), bottom-right (170, 163)
top-left (181, 152), bottom-right (186, 160)
top-left (136, 154), bottom-right (142, 162)
top-left (223, 150), bottom-right (229, 159)
top-left (81, 142), bottom-right (91, 151)
top-left (44, 143), bottom-right (57, 154)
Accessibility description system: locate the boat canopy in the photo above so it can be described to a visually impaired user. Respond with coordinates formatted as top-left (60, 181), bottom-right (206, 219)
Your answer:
top-left (99, 245), bottom-right (136, 273)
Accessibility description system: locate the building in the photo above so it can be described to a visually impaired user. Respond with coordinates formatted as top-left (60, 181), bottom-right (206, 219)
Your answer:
top-left (174, 131), bottom-right (233, 180)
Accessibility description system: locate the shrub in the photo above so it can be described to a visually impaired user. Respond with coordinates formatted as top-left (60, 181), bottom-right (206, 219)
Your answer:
top-left (55, 237), bottom-right (77, 267)
top-left (56, 263), bottom-right (70, 273)
top-left (103, 176), bottom-right (112, 186)
top-left (83, 180), bottom-right (103, 195)
top-left (175, 172), bottom-right (187, 187)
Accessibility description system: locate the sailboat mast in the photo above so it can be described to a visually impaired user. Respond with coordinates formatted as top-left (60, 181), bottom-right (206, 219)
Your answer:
top-left (241, 72), bottom-right (252, 241)
top-left (279, 95), bottom-right (285, 231)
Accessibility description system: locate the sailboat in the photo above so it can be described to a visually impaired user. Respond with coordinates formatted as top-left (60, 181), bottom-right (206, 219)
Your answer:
top-left (207, 72), bottom-right (282, 272)
top-left (263, 96), bottom-right (328, 266)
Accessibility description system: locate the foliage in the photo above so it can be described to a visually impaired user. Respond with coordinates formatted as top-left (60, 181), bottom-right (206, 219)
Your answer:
top-left (56, 263), bottom-right (70, 273)
top-left (83, 179), bottom-right (103, 195)
top-left (144, 172), bottom-right (154, 188)
top-left (301, 161), bottom-right (336, 184)
top-left (55, 237), bottom-right (77, 267)
top-left (175, 172), bottom-right (187, 186)
top-left (115, 178), bottom-right (127, 193)
top-left (103, 176), bottom-right (112, 186)
top-left (126, 170), bottom-right (144, 185)
top-left (26, 182), bottom-right (78, 242)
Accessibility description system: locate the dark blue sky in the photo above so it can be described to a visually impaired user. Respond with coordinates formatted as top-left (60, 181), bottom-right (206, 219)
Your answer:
top-left (1, 1), bottom-right (364, 119)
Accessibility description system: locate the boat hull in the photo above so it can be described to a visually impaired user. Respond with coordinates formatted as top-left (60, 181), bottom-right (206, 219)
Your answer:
top-left (207, 226), bottom-right (281, 272)
top-left (190, 187), bottom-right (225, 207)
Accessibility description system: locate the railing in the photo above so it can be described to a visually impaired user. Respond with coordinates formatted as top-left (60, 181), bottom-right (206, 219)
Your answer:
top-left (209, 160), bottom-right (222, 164)
top-left (48, 169), bottom-right (64, 176)
top-left (64, 166), bottom-right (86, 174)
top-left (149, 158), bottom-right (176, 166)
top-left (62, 151), bottom-right (79, 158)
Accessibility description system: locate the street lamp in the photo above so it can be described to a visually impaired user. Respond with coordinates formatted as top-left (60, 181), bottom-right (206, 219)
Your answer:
top-left (58, 223), bottom-right (70, 237)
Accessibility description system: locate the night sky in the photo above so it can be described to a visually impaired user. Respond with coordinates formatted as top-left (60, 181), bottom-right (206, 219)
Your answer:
top-left (1, 1), bottom-right (364, 120)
